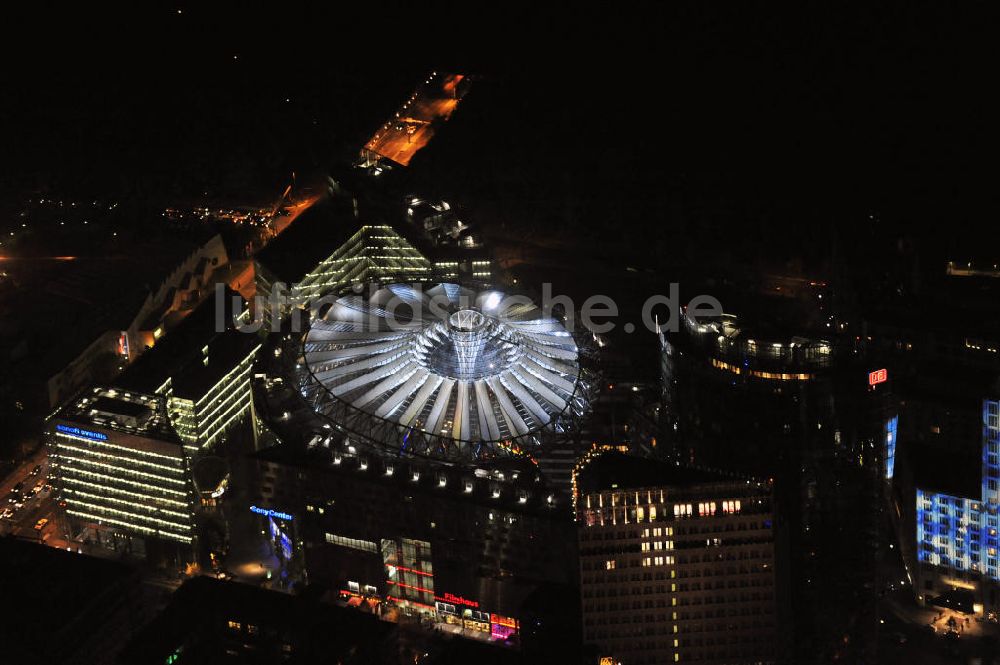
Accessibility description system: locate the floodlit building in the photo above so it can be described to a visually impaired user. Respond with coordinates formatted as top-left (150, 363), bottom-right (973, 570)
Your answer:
top-left (250, 281), bottom-right (599, 644)
top-left (253, 446), bottom-right (574, 644)
top-left (115, 288), bottom-right (260, 453)
top-left (911, 399), bottom-right (1000, 613)
top-left (291, 282), bottom-right (596, 480)
top-left (574, 452), bottom-right (778, 665)
top-left (47, 387), bottom-right (196, 559)
top-left (254, 194), bottom-right (434, 331)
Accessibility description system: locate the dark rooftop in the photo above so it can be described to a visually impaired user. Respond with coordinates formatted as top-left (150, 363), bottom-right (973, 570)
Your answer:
top-left (58, 386), bottom-right (180, 443)
top-left (117, 576), bottom-right (395, 665)
top-left (576, 452), bottom-right (749, 494)
top-left (254, 193), bottom-right (360, 285)
top-left (910, 438), bottom-right (982, 499)
top-left (116, 286), bottom-right (257, 401)
top-left (91, 395), bottom-right (153, 419)
top-left (0, 538), bottom-right (139, 663)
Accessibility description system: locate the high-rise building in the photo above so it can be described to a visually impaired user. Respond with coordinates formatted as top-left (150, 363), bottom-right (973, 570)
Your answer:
top-left (574, 452), bottom-right (778, 665)
top-left (254, 194), bottom-right (434, 331)
top-left (661, 297), bottom-right (885, 662)
top-left (116, 288), bottom-right (260, 454)
top-left (248, 281), bottom-right (600, 647)
top-left (48, 387), bottom-right (196, 558)
top-left (910, 398), bottom-right (1000, 613)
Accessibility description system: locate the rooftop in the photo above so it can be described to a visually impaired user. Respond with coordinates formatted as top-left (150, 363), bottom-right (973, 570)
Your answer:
top-left (57, 386), bottom-right (180, 444)
top-left (0, 539), bottom-right (138, 662)
top-left (299, 282), bottom-right (594, 457)
top-left (117, 576), bottom-right (395, 665)
top-left (910, 438), bottom-right (982, 499)
top-left (254, 440), bottom-right (562, 516)
top-left (575, 451), bottom-right (755, 495)
top-left (116, 287), bottom-right (258, 401)
top-left (254, 194), bottom-right (360, 285)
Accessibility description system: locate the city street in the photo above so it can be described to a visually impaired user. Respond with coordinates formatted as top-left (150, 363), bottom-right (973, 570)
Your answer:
top-left (0, 450), bottom-right (61, 541)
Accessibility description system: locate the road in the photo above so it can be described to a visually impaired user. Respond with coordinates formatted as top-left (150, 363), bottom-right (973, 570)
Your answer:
top-left (0, 449), bottom-right (63, 545)
top-left (363, 74), bottom-right (462, 167)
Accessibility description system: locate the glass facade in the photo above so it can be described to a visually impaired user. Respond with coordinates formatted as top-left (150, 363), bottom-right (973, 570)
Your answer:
top-left (916, 400), bottom-right (1000, 580)
top-left (298, 283), bottom-right (594, 461)
top-left (48, 388), bottom-right (196, 545)
top-left (52, 429), bottom-right (194, 544)
top-left (885, 415), bottom-right (898, 480)
top-left (161, 342), bottom-right (260, 453)
top-left (257, 225), bottom-right (432, 329)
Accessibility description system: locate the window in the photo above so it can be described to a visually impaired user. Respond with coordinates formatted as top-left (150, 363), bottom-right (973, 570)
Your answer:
top-left (325, 533), bottom-right (378, 553)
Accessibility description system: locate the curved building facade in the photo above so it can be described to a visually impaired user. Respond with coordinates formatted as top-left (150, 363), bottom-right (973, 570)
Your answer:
top-left (250, 281), bottom-right (601, 647)
top-left (295, 283), bottom-right (595, 466)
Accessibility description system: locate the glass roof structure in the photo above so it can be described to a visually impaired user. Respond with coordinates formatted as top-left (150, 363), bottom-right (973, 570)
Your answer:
top-left (296, 283), bottom-right (595, 462)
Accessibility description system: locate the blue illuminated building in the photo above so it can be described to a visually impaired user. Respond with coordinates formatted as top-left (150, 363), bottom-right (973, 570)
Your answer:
top-left (916, 399), bottom-right (1000, 609)
top-left (885, 415), bottom-right (898, 480)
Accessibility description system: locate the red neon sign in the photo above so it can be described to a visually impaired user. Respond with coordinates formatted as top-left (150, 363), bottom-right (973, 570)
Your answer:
top-left (438, 592), bottom-right (479, 608)
top-left (868, 368), bottom-right (888, 386)
top-left (491, 613), bottom-right (517, 628)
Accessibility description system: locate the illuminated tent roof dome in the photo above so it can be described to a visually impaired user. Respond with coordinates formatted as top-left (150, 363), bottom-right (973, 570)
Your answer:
top-left (299, 283), bottom-right (591, 459)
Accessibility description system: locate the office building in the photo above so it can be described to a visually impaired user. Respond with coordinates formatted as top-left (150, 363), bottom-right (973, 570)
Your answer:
top-left (48, 387), bottom-right (197, 557)
top-left (116, 289), bottom-right (260, 454)
top-left (254, 193), bottom-right (434, 330)
top-left (911, 398), bottom-right (1000, 613)
top-left (247, 281), bottom-right (600, 644)
top-left (575, 452), bottom-right (777, 665)
top-left (661, 294), bottom-right (886, 663)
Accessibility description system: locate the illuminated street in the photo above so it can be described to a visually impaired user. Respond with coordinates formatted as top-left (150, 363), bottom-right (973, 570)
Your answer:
top-left (362, 73), bottom-right (465, 166)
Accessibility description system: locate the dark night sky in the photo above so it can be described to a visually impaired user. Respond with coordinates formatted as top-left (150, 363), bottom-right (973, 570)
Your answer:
top-left (2, 3), bottom-right (996, 266)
